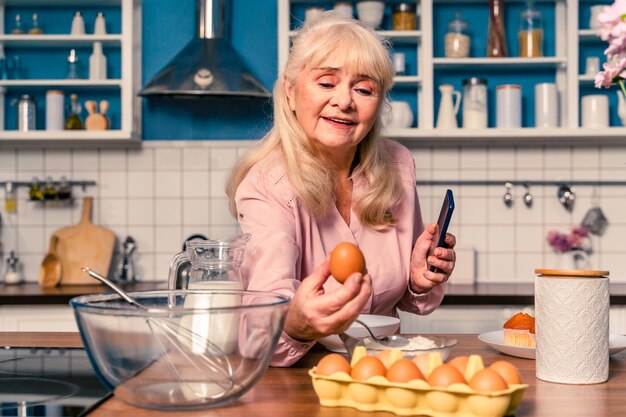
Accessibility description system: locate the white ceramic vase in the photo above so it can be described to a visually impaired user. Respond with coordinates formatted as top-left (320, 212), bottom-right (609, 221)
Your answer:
top-left (617, 90), bottom-right (626, 127)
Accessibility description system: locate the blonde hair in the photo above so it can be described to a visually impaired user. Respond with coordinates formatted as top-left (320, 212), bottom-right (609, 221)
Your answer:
top-left (226, 12), bottom-right (403, 229)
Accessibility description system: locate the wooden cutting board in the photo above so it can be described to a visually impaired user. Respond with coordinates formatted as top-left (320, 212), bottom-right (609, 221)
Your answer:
top-left (52, 197), bottom-right (116, 285)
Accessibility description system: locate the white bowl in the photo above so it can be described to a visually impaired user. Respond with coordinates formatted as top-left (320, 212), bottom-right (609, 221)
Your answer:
top-left (357, 1), bottom-right (385, 28)
top-left (318, 314), bottom-right (401, 353)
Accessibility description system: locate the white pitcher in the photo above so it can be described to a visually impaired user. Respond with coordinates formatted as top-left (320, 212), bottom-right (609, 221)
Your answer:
top-left (617, 90), bottom-right (626, 127)
top-left (436, 84), bottom-right (462, 128)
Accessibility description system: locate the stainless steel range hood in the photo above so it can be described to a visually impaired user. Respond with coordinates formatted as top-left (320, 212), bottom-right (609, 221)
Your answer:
top-left (139, 0), bottom-right (271, 99)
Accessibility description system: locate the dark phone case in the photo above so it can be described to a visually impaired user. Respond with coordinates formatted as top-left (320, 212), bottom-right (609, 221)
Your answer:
top-left (429, 190), bottom-right (454, 273)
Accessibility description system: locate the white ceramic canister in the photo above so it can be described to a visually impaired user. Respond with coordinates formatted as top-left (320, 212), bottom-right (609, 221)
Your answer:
top-left (45, 90), bottom-right (64, 131)
top-left (534, 83), bottom-right (558, 128)
top-left (496, 84), bottom-right (522, 128)
top-left (462, 77), bottom-right (488, 129)
top-left (581, 95), bottom-right (609, 128)
top-left (535, 268), bottom-right (610, 384)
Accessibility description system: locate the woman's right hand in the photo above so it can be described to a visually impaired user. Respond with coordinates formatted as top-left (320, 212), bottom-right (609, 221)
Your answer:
top-left (283, 258), bottom-right (372, 341)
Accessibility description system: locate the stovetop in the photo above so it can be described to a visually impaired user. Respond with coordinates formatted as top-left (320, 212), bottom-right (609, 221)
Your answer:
top-left (0, 346), bottom-right (110, 416)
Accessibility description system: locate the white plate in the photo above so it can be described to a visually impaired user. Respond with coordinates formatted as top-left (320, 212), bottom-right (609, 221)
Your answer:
top-left (318, 314), bottom-right (400, 353)
top-left (478, 330), bottom-right (626, 360)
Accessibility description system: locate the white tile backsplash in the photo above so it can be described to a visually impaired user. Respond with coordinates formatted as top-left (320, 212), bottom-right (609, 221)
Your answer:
top-left (2, 140), bottom-right (625, 284)
top-left (128, 199), bottom-right (155, 226)
top-left (210, 148), bottom-right (238, 170)
top-left (182, 147), bottom-right (210, 171)
top-left (155, 171), bottom-right (182, 198)
top-left (44, 150), bottom-right (71, 171)
top-left (128, 171), bottom-right (154, 198)
top-left (155, 148), bottom-right (182, 170)
top-left (155, 199), bottom-right (182, 226)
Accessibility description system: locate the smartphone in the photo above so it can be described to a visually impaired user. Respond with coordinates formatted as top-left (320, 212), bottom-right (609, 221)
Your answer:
top-left (428, 189), bottom-right (455, 273)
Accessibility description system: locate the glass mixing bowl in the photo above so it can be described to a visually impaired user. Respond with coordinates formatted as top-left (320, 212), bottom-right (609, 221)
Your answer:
top-left (70, 289), bottom-right (290, 410)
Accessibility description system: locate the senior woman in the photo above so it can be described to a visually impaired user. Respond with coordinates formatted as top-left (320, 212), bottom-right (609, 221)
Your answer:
top-left (226, 13), bottom-right (456, 367)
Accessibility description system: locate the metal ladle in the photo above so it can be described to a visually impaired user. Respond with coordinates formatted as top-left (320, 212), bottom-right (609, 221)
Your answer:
top-left (355, 319), bottom-right (409, 348)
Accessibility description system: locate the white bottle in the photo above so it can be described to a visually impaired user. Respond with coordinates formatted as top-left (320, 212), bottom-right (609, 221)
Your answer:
top-left (94, 12), bottom-right (107, 35)
top-left (89, 42), bottom-right (107, 80)
top-left (71, 11), bottom-right (85, 35)
top-left (46, 90), bottom-right (65, 130)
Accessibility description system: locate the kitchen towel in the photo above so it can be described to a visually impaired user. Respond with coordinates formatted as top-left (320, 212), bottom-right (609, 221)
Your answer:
top-left (535, 269), bottom-right (609, 384)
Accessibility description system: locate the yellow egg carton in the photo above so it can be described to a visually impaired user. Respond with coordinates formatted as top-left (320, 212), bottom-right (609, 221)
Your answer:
top-left (309, 347), bottom-right (527, 417)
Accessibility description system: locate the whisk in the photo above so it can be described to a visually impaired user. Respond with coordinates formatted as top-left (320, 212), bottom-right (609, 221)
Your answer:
top-left (81, 267), bottom-right (238, 401)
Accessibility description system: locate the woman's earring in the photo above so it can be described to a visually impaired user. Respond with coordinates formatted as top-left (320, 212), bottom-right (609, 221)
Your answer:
top-left (503, 181), bottom-right (513, 208)
top-left (523, 183), bottom-right (533, 208)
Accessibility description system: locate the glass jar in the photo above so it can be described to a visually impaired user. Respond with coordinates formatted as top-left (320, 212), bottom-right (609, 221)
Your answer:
top-left (445, 12), bottom-right (470, 58)
top-left (487, 0), bottom-right (508, 57)
top-left (393, 3), bottom-right (416, 30)
top-left (462, 78), bottom-right (488, 129)
top-left (518, 2), bottom-right (543, 57)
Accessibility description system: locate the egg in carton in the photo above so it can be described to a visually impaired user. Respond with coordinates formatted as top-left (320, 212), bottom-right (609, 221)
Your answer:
top-left (309, 346), bottom-right (527, 417)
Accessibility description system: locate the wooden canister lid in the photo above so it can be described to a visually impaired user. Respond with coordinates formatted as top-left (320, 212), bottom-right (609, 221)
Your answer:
top-left (535, 269), bottom-right (609, 278)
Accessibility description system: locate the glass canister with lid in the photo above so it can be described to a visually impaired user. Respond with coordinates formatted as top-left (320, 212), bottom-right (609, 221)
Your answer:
top-left (518, 1), bottom-right (543, 57)
top-left (462, 78), bottom-right (488, 129)
top-left (445, 12), bottom-right (470, 58)
top-left (392, 3), bottom-right (416, 30)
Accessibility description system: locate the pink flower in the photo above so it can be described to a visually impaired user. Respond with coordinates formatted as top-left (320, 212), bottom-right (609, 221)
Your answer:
top-left (546, 227), bottom-right (592, 254)
top-left (595, 0), bottom-right (626, 91)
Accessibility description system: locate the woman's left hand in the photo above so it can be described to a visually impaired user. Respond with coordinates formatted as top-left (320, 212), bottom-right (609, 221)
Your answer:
top-left (409, 223), bottom-right (456, 294)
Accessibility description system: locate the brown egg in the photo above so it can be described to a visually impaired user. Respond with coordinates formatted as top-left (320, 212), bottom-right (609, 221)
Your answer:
top-left (351, 356), bottom-right (386, 381)
top-left (329, 242), bottom-right (366, 283)
top-left (448, 355), bottom-right (469, 374)
top-left (489, 360), bottom-right (522, 385)
top-left (468, 368), bottom-right (508, 392)
top-left (316, 353), bottom-right (351, 376)
top-left (376, 350), bottom-right (393, 368)
top-left (426, 364), bottom-right (466, 388)
top-left (386, 359), bottom-right (424, 383)
top-left (412, 353), bottom-right (430, 376)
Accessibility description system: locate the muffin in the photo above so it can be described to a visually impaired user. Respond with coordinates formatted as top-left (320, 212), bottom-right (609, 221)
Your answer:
top-left (503, 312), bottom-right (536, 348)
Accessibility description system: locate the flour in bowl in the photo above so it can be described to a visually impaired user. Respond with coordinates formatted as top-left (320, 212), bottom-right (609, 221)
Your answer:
top-left (404, 335), bottom-right (439, 350)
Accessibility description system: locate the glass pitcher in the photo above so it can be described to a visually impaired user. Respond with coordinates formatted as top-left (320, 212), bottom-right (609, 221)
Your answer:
top-left (168, 233), bottom-right (250, 290)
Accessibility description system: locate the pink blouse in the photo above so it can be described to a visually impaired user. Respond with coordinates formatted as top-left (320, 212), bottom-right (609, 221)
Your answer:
top-left (235, 139), bottom-right (446, 367)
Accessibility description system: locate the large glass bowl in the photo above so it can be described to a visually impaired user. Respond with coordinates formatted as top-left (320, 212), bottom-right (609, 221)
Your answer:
top-left (70, 290), bottom-right (289, 410)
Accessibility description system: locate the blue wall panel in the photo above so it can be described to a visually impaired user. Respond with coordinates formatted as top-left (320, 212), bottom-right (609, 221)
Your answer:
top-left (140, 0), bottom-right (277, 140)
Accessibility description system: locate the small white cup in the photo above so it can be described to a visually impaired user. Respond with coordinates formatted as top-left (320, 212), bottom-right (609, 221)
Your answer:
top-left (586, 56), bottom-right (600, 75)
top-left (581, 95), bottom-right (609, 128)
top-left (305, 7), bottom-right (325, 23)
top-left (590, 5), bottom-right (605, 30)
top-left (356, 1), bottom-right (385, 28)
top-left (333, 2), bottom-right (354, 19)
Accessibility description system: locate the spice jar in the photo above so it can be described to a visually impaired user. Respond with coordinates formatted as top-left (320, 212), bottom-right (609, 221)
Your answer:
top-left (445, 12), bottom-right (470, 58)
top-left (518, 2), bottom-right (543, 57)
top-left (392, 3), bottom-right (416, 30)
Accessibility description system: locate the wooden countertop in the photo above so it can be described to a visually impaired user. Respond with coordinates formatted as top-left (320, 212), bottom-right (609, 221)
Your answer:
top-left (5, 282), bottom-right (626, 306)
top-left (2, 332), bottom-right (625, 417)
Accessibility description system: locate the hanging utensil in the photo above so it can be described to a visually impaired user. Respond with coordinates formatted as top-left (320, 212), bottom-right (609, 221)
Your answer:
top-left (523, 183), bottom-right (533, 208)
top-left (557, 184), bottom-right (576, 212)
top-left (503, 181), bottom-right (513, 208)
top-left (581, 186), bottom-right (609, 236)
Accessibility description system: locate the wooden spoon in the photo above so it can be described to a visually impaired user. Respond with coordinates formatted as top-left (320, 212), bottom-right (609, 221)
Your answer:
top-left (39, 235), bottom-right (62, 288)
